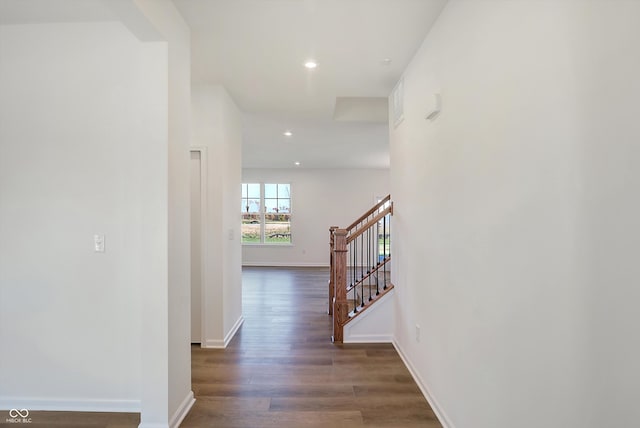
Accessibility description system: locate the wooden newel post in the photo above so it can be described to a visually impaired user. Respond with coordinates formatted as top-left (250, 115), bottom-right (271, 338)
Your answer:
top-left (328, 226), bottom-right (338, 315)
top-left (332, 228), bottom-right (348, 343)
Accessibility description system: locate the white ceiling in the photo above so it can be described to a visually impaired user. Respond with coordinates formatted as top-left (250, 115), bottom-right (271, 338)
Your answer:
top-left (173, 0), bottom-right (448, 168)
top-left (0, 0), bottom-right (448, 169)
top-left (0, 0), bottom-right (115, 24)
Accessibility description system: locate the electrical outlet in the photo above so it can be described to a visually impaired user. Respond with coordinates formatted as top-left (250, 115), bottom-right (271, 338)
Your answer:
top-left (94, 234), bottom-right (105, 253)
top-left (415, 324), bottom-right (420, 342)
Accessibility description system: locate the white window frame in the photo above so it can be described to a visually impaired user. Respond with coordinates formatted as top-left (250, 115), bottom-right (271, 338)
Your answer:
top-left (241, 182), bottom-right (292, 245)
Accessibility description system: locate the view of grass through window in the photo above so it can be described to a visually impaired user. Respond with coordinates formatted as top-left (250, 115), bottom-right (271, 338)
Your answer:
top-left (242, 183), bottom-right (291, 244)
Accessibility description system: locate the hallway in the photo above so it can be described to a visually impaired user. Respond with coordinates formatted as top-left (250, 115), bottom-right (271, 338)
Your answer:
top-left (182, 267), bottom-right (442, 427)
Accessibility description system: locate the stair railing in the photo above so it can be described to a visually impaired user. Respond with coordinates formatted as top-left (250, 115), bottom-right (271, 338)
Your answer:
top-left (329, 196), bottom-right (393, 343)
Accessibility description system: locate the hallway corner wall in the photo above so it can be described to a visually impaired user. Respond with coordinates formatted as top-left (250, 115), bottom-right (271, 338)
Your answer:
top-left (133, 0), bottom-right (195, 426)
top-left (191, 85), bottom-right (243, 349)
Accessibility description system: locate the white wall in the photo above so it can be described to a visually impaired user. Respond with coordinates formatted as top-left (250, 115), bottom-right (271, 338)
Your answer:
top-left (575, 4), bottom-right (640, 426)
top-left (391, 2), bottom-right (640, 428)
top-left (133, 1), bottom-right (194, 426)
top-left (0, 21), bottom-right (165, 412)
top-left (191, 85), bottom-right (243, 348)
top-left (343, 289), bottom-right (395, 343)
top-left (242, 168), bottom-right (390, 266)
top-left (0, 2), bottom-right (195, 426)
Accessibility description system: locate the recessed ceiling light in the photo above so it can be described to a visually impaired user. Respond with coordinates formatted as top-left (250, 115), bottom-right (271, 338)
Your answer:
top-left (381, 58), bottom-right (392, 66)
top-left (304, 61), bottom-right (318, 69)
top-left (294, 161), bottom-right (301, 166)
top-left (283, 130), bottom-right (293, 137)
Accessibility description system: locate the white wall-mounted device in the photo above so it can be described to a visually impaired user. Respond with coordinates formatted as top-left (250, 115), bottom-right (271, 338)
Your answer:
top-left (426, 93), bottom-right (442, 121)
top-left (94, 234), bottom-right (105, 252)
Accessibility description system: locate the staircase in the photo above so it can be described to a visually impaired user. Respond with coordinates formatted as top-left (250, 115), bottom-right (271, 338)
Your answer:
top-left (329, 195), bottom-right (394, 343)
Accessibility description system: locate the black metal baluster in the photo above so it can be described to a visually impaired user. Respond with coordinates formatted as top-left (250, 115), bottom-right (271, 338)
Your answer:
top-left (351, 238), bottom-right (355, 289)
top-left (376, 218), bottom-right (380, 295)
top-left (368, 227), bottom-right (372, 301)
top-left (360, 231), bottom-right (364, 281)
top-left (366, 227), bottom-right (371, 301)
top-left (359, 235), bottom-right (365, 307)
top-left (351, 238), bottom-right (357, 313)
top-left (383, 216), bottom-right (387, 290)
top-left (376, 218), bottom-right (380, 267)
top-left (354, 234), bottom-right (358, 306)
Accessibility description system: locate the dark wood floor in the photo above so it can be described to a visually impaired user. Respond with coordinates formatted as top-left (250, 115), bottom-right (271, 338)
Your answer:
top-left (182, 267), bottom-right (442, 428)
top-left (1, 267), bottom-right (441, 428)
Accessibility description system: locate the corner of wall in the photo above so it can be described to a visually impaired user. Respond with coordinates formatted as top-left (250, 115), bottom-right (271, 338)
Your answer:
top-left (392, 340), bottom-right (454, 428)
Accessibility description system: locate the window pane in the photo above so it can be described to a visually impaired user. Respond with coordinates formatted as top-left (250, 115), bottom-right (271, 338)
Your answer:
top-left (264, 213), bottom-right (291, 244)
top-left (242, 198), bottom-right (260, 213)
top-left (264, 198), bottom-right (280, 213)
top-left (241, 213), bottom-right (261, 243)
top-left (247, 183), bottom-right (260, 198)
top-left (378, 215), bottom-right (391, 257)
top-left (241, 183), bottom-right (247, 198)
top-left (278, 199), bottom-right (290, 213)
top-left (264, 183), bottom-right (277, 199)
top-left (278, 183), bottom-right (290, 198)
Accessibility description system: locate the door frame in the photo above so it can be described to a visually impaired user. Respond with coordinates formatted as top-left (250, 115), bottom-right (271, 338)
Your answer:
top-left (190, 147), bottom-right (207, 345)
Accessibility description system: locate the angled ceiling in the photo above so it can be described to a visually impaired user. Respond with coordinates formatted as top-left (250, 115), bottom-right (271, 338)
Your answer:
top-left (174, 0), bottom-right (448, 168)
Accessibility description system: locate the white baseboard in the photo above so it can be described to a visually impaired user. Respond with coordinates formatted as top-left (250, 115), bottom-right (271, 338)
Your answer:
top-left (344, 333), bottom-right (393, 343)
top-left (242, 262), bottom-right (329, 268)
top-left (224, 316), bottom-right (244, 347)
top-left (169, 390), bottom-right (195, 428)
top-left (0, 397), bottom-right (140, 413)
top-left (392, 340), bottom-right (454, 428)
top-left (202, 339), bottom-right (225, 349)
top-left (202, 316), bottom-right (244, 349)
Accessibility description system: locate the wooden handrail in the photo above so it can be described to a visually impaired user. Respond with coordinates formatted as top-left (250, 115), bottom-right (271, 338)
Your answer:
top-left (346, 194), bottom-right (391, 232)
top-left (346, 203), bottom-right (393, 244)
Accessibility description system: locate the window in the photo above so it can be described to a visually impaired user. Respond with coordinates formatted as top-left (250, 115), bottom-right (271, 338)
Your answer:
top-left (241, 183), bottom-right (261, 243)
top-left (241, 183), bottom-right (291, 244)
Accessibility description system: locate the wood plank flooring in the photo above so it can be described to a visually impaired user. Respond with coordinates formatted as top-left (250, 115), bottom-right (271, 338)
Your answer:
top-left (182, 266), bottom-right (442, 428)
top-left (0, 267), bottom-right (441, 428)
